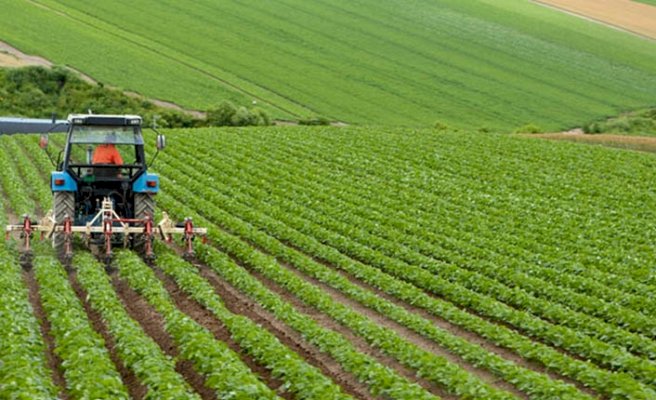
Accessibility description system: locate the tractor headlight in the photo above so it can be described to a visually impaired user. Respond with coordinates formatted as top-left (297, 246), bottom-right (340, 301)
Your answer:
top-left (72, 118), bottom-right (85, 124)
top-left (128, 118), bottom-right (141, 125)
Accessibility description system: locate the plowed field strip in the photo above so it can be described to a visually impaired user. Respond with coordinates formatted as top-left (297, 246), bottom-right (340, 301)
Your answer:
top-left (109, 275), bottom-right (215, 399)
top-left (534, 0), bottom-right (656, 40)
top-left (192, 261), bottom-right (375, 400)
top-left (68, 271), bottom-right (146, 399)
top-left (151, 266), bottom-right (293, 399)
top-left (23, 270), bottom-right (68, 400)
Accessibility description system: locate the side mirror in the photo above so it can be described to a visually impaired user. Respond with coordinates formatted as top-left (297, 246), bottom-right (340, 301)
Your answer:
top-left (39, 134), bottom-right (49, 149)
top-left (156, 134), bottom-right (166, 151)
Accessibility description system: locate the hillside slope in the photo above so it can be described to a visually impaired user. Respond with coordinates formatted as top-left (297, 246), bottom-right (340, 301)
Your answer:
top-left (1, 0), bottom-right (656, 129)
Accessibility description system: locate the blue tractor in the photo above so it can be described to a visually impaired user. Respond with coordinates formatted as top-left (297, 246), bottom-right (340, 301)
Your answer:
top-left (3, 113), bottom-right (206, 267)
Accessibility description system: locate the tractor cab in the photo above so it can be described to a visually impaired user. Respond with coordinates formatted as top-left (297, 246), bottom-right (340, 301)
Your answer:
top-left (51, 115), bottom-right (158, 225)
top-left (66, 119), bottom-right (145, 181)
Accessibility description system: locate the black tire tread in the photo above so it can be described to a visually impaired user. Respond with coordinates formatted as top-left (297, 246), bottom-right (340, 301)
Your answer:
top-left (133, 193), bottom-right (155, 254)
top-left (53, 191), bottom-right (74, 257)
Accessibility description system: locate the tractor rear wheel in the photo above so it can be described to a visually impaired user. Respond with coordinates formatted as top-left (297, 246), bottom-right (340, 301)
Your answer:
top-left (53, 191), bottom-right (74, 259)
top-left (133, 193), bottom-right (155, 257)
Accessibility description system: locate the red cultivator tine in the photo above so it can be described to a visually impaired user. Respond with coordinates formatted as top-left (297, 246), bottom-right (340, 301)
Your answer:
top-left (144, 215), bottom-right (155, 262)
top-left (63, 215), bottom-right (73, 267)
top-left (183, 218), bottom-right (194, 259)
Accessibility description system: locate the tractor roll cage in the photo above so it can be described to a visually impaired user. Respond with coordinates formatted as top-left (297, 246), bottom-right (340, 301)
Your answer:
top-left (68, 164), bottom-right (145, 182)
top-left (63, 122), bottom-right (147, 182)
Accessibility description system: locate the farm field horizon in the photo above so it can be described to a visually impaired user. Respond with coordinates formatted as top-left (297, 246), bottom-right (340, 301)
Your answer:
top-left (1, 0), bottom-right (656, 130)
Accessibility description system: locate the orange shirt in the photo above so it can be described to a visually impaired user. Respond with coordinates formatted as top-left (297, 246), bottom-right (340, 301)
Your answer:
top-left (92, 144), bottom-right (123, 165)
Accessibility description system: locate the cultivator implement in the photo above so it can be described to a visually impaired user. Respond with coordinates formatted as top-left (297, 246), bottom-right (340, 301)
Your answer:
top-left (6, 197), bottom-right (207, 267)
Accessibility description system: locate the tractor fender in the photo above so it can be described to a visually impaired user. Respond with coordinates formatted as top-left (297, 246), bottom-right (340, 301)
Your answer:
top-left (51, 171), bottom-right (77, 192)
top-left (133, 172), bottom-right (159, 194)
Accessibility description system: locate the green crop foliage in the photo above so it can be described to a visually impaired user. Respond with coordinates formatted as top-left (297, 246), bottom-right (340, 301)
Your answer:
top-left (116, 251), bottom-right (282, 400)
top-left (0, 249), bottom-right (58, 399)
top-left (33, 256), bottom-right (129, 399)
top-left (3, 124), bottom-right (656, 399)
top-left (1, 0), bottom-right (656, 129)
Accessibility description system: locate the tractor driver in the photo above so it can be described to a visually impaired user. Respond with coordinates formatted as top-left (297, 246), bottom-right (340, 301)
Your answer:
top-left (92, 133), bottom-right (123, 166)
top-left (92, 133), bottom-right (123, 178)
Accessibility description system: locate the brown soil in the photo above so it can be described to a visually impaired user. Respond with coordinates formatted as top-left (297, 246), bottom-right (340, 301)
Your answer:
top-left (151, 266), bottom-right (293, 399)
top-left (195, 261), bottom-right (375, 400)
top-left (527, 132), bottom-right (656, 153)
top-left (533, 0), bottom-right (656, 40)
top-left (110, 274), bottom-right (216, 399)
top-left (23, 270), bottom-right (69, 399)
top-left (243, 264), bottom-right (454, 399)
top-left (68, 271), bottom-right (146, 399)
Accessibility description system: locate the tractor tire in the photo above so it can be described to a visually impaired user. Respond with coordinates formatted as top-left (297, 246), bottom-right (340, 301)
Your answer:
top-left (53, 191), bottom-right (74, 258)
top-left (133, 193), bottom-right (155, 256)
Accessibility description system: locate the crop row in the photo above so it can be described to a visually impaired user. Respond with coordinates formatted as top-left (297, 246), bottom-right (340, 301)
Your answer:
top-left (157, 201), bottom-right (440, 400)
top-left (154, 163), bottom-right (653, 400)
top-left (153, 248), bottom-right (355, 400)
top-left (0, 246), bottom-right (57, 399)
top-left (0, 136), bottom-right (36, 216)
top-left (275, 132), bottom-right (656, 290)
top-left (1, 138), bottom-right (52, 211)
top-left (33, 254), bottom-right (129, 398)
top-left (155, 145), bottom-right (656, 389)
top-left (73, 252), bottom-right (201, 399)
top-left (216, 130), bottom-right (656, 303)
top-left (115, 251), bottom-right (281, 399)
top-left (174, 137), bottom-right (656, 352)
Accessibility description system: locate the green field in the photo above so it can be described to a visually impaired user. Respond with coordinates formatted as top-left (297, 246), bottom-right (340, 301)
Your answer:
top-left (1, 0), bottom-right (656, 129)
top-left (2, 127), bottom-right (656, 399)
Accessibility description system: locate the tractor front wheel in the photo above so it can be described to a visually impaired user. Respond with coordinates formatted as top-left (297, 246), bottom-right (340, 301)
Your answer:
top-left (53, 191), bottom-right (74, 259)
